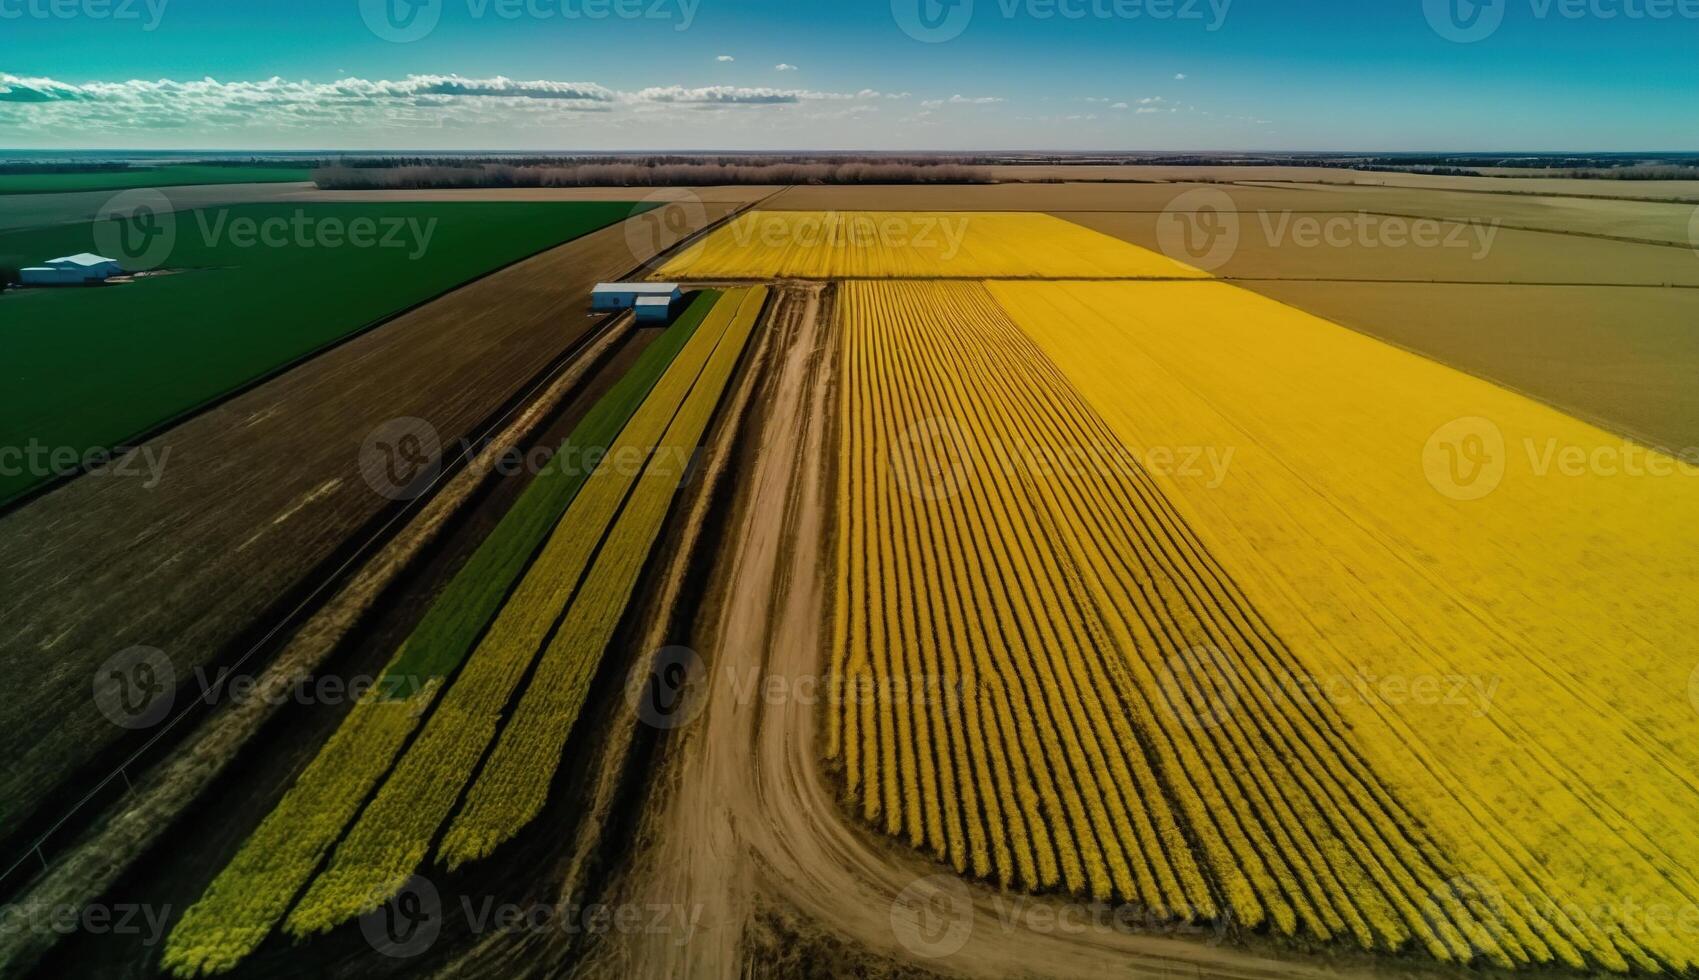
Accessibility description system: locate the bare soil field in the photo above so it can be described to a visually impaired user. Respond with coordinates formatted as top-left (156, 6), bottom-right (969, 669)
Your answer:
top-left (277, 186), bottom-right (782, 205)
top-left (0, 199), bottom-right (748, 857)
top-left (985, 164), bottom-right (1699, 201)
top-left (1242, 282), bottom-right (1699, 454)
top-left (761, 181), bottom-right (1327, 213)
top-left (1064, 210), bottom-right (1699, 286)
top-left (1236, 182), bottom-right (1699, 245)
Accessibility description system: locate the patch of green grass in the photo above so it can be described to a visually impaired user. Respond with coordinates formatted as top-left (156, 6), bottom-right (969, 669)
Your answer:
top-left (0, 201), bottom-right (649, 505)
top-left (0, 165), bottom-right (314, 195)
top-left (379, 290), bottom-right (721, 691)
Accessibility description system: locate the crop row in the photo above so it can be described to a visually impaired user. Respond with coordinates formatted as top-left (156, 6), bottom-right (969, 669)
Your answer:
top-left (288, 287), bottom-right (764, 935)
top-left (163, 289), bottom-right (729, 976)
top-left (987, 279), bottom-right (1699, 972)
top-left (829, 280), bottom-right (1612, 970)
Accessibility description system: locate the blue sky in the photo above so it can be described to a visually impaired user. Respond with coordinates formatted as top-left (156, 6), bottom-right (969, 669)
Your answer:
top-left (0, 0), bottom-right (1694, 150)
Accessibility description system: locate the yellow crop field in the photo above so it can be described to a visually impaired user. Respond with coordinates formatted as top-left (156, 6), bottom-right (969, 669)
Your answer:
top-left (833, 278), bottom-right (1699, 974)
top-left (163, 288), bottom-right (765, 973)
top-left (439, 286), bottom-right (769, 867)
top-left (159, 684), bottom-right (439, 977)
top-left (287, 288), bottom-right (765, 936)
top-left (657, 211), bottom-right (1206, 280)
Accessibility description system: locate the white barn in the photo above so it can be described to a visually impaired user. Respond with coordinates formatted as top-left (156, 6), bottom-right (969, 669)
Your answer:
top-left (20, 253), bottom-right (123, 286)
top-left (591, 282), bottom-right (682, 312)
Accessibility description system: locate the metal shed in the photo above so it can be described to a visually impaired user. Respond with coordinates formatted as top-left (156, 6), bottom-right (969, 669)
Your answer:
top-left (634, 295), bottom-right (676, 323)
top-left (19, 253), bottom-right (123, 286)
top-left (591, 282), bottom-right (683, 312)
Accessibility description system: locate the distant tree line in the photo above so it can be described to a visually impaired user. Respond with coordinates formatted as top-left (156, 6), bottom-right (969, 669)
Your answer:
top-left (313, 159), bottom-right (993, 189)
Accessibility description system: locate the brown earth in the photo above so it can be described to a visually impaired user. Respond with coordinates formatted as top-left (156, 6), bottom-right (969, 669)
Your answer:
top-left (0, 314), bottom-right (654, 978)
top-left (1232, 182), bottom-right (1699, 246)
top-left (1242, 282), bottom-right (1699, 455)
top-left (982, 165), bottom-right (1699, 202)
top-left (1063, 210), bottom-right (1699, 286)
top-left (0, 198), bottom-right (753, 854)
top-left (761, 181), bottom-right (1329, 212)
top-left (277, 186), bottom-right (780, 205)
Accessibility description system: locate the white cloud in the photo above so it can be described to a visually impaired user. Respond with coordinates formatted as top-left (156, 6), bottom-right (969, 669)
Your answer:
top-left (1110, 102), bottom-right (1129, 110)
top-left (0, 72), bottom-right (913, 137)
top-left (716, 55), bottom-right (736, 62)
top-left (1139, 96), bottom-right (1165, 105)
top-left (775, 63), bottom-right (799, 72)
top-left (1136, 107), bottom-right (1162, 114)
top-left (947, 94), bottom-right (1003, 104)
top-left (1174, 73), bottom-right (1188, 80)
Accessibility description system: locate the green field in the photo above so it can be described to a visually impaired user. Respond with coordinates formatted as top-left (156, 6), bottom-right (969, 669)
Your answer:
top-left (0, 165), bottom-right (314, 195)
top-left (0, 201), bottom-right (648, 505)
top-left (383, 290), bottom-right (719, 688)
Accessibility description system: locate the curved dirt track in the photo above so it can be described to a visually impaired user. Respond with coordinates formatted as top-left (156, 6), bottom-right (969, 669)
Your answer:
top-left (590, 285), bottom-right (1399, 980)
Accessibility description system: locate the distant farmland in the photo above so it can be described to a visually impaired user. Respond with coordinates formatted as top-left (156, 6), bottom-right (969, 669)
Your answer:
top-left (0, 201), bottom-right (649, 504)
top-left (0, 165), bottom-right (314, 196)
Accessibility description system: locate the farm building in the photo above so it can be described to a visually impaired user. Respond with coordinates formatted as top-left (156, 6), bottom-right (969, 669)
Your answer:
top-left (634, 295), bottom-right (676, 323)
top-left (591, 282), bottom-right (682, 312)
top-left (19, 253), bottom-right (123, 286)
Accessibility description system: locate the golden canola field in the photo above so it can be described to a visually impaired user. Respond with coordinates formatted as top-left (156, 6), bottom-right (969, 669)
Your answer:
top-left (656, 210), bottom-right (1206, 280)
top-left (666, 210), bottom-right (1699, 973)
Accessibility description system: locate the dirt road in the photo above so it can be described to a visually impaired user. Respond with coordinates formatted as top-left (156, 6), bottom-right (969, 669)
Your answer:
top-left (590, 286), bottom-right (1395, 980)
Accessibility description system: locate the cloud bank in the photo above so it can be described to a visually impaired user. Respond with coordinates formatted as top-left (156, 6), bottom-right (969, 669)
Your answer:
top-left (0, 72), bottom-right (910, 137)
